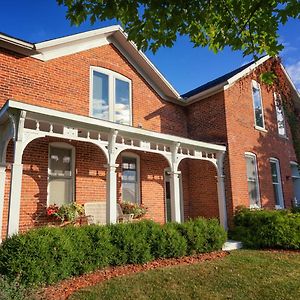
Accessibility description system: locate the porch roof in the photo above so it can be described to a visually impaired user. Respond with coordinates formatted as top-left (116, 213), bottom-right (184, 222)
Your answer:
top-left (0, 99), bottom-right (226, 154)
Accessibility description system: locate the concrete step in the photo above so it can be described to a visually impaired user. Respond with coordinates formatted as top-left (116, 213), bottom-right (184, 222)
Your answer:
top-left (222, 240), bottom-right (243, 251)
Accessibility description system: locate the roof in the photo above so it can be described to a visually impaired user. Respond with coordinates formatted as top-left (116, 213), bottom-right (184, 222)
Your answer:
top-left (181, 58), bottom-right (266, 98)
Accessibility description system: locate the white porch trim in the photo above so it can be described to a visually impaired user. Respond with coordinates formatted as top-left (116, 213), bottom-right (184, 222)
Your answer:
top-left (0, 100), bottom-right (227, 239)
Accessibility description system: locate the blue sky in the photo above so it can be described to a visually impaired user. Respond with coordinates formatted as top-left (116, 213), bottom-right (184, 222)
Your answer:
top-left (1, 1), bottom-right (299, 94)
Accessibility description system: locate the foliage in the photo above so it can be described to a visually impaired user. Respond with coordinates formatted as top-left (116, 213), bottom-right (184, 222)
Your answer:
top-left (47, 203), bottom-right (85, 223)
top-left (231, 207), bottom-right (300, 249)
top-left (0, 218), bottom-right (226, 286)
top-left (0, 276), bottom-right (31, 300)
top-left (120, 201), bottom-right (147, 219)
top-left (70, 250), bottom-right (300, 300)
top-left (57, 0), bottom-right (300, 57)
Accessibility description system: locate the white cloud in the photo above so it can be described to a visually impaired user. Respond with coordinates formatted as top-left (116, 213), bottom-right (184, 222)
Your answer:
top-left (286, 61), bottom-right (300, 91)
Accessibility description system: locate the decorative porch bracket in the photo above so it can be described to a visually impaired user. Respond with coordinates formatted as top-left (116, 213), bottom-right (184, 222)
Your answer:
top-left (0, 111), bottom-right (18, 241)
top-left (7, 111), bottom-right (26, 237)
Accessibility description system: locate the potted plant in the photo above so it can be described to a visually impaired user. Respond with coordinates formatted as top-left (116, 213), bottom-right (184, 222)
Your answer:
top-left (46, 203), bottom-right (85, 225)
top-left (120, 201), bottom-right (148, 219)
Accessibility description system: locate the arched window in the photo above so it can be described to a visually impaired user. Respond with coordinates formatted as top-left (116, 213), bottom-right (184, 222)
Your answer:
top-left (90, 66), bottom-right (132, 125)
top-left (274, 92), bottom-right (286, 137)
top-left (270, 157), bottom-right (284, 209)
top-left (245, 152), bottom-right (261, 208)
top-left (251, 80), bottom-right (265, 129)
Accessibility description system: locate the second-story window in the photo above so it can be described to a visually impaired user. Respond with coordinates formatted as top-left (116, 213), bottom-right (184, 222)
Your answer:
top-left (274, 93), bottom-right (286, 137)
top-left (91, 67), bottom-right (132, 125)
top-left (251, 80), bottom-right (265, 129)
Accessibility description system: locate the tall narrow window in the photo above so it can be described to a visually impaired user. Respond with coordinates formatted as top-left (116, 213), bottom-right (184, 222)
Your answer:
top-left (290, 162), bottom-right (300, 206)
top-left (245, 153), bottom-right (261, 208)
top-left (270, 158), bottom-right (284, 208)
top-left (274, 93), bottom-right (286, 137)
top-left (91, 67), bottom-right (132, 125)
top-left (121, 154), bottom-right (139, 203)
top-left (92, 72), bottom-right (109, 120)
top-left (48, 144), bottom-right (74, 206)
top-left (115, 79), bottom-right (130, 125)
top-left (252, 80), bottom-right (265, 129)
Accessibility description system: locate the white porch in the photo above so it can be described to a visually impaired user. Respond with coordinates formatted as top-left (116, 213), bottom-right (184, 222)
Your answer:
top-left (0, 100), bottom-right (227, 241)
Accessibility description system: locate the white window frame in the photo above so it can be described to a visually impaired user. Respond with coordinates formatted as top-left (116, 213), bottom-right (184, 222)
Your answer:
top-left (251, 80), bottom-right (265, 130)
top-left (47, 142), bottom-right (76, 206)
top-left (90, 66), bottom-right (132, 125)
top-left (274, 92), bottom-right (287, 138)
top-left (270, 157), bottom-right (284, 209)
top-left (121, 152), bottom-right (140, 204)
top-left (290, 161), bottom-right (300, 206)
top-left (245, 152), bottom-right (261, 208)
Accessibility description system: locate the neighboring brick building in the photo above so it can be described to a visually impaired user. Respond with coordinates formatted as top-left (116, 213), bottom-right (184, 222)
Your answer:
top-left (0, 26), bottom-right (299, 241)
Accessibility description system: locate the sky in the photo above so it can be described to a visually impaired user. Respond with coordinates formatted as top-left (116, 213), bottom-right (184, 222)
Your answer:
top-left (0, 1), bottom-right (300, 95)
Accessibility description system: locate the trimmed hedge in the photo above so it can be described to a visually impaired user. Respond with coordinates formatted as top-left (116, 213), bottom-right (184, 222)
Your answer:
top-left (231, 208), bottom-right (300, 249)
top-left (0, 218), bottom-right (226, 286)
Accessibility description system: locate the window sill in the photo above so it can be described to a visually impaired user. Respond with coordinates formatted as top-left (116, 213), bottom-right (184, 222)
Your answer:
top-left (275, 205), bottom-right (284, 210)
top-left (254, 125), bottom-right (267, 133)
top-left (250, 204), bottom-right (261, 209)
top-left (278, 134), bottom-right (288, 140)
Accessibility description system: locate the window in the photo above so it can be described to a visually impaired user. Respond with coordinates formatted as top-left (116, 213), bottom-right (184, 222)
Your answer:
top-left (121, 154), bottom-right (140, 203)
top-left (251, 80), bottom-right (265, 129)
top-left (270, 158), bottom-right (284, 209)
top-left (48, 143), bottom-right (74, 206)
top-left (91, 67), bottom-right (131, 125)
top-left (245, 153), bottom-right (261, 208)
top-left (274, 93), bottom-right (286, 137)
top-left (290, 162), bottom-right (300, 206)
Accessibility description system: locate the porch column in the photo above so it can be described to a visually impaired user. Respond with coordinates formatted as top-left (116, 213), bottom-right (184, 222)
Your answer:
top-left (105, 129), bottom-right (119, 224)
top-left (7, 140), bottom-right (24, 237)
top-left (0, 165), bottom-right (6, 242)
top-left (216, 152), bottom-right (228, 230)
top-left (105, 163), bottom-right (119, 224)
top-left (170, 170), bottom-right (182, 223)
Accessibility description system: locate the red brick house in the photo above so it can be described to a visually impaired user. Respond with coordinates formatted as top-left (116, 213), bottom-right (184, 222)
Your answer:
top-left (0, 26), bottom-right (299, 241)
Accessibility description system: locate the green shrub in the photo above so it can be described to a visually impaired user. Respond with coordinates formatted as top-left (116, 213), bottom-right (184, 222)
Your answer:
top-left (231, 207), bottom-right (300, 249)
top-left (175, 218), bottom-right (227, 254)
top-left (0, 218), bottom-right (226, 286)
top-left (110, 221), bottom-right (153, 265)
top-left (0, 276), bottom-right (30, 300)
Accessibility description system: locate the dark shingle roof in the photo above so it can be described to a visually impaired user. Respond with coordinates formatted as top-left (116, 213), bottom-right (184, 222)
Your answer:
top-left (181, 58), bottom-right (265, 99)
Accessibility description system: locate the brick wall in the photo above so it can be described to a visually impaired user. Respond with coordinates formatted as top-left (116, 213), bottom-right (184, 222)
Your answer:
top-left (0, 45), bottom-right (187, 137)
top-left (224, 59), bottom-right (297, 214)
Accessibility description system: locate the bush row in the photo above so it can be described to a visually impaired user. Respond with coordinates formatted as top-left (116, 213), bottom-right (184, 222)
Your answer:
top-left (231, 207), bottom-right (300, 249)
top-left (0, 218), bottom-right (226, 286)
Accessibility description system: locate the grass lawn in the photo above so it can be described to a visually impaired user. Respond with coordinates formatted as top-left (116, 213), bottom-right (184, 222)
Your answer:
top-left (69, 250), bottom-right (300, 300)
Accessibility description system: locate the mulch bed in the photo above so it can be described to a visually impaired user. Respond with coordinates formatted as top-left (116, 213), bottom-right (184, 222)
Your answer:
top-left (36, 251), bottom-right (228, 300)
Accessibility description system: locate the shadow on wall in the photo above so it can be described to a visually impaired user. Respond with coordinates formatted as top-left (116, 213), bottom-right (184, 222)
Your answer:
top-left (179, 158), bottom-right (219, 220)
top-left (143, 104), bottom-right (188, 138)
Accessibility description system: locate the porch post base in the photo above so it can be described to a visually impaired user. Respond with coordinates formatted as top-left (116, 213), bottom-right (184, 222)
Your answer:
top-left (7, 163), bottom-right (23, 237)
top-left (105, 163), bottom-right (119, 224)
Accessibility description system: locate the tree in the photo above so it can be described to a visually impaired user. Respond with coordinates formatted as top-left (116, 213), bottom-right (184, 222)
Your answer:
top-left (57, 0), bottom-right (300, 57)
